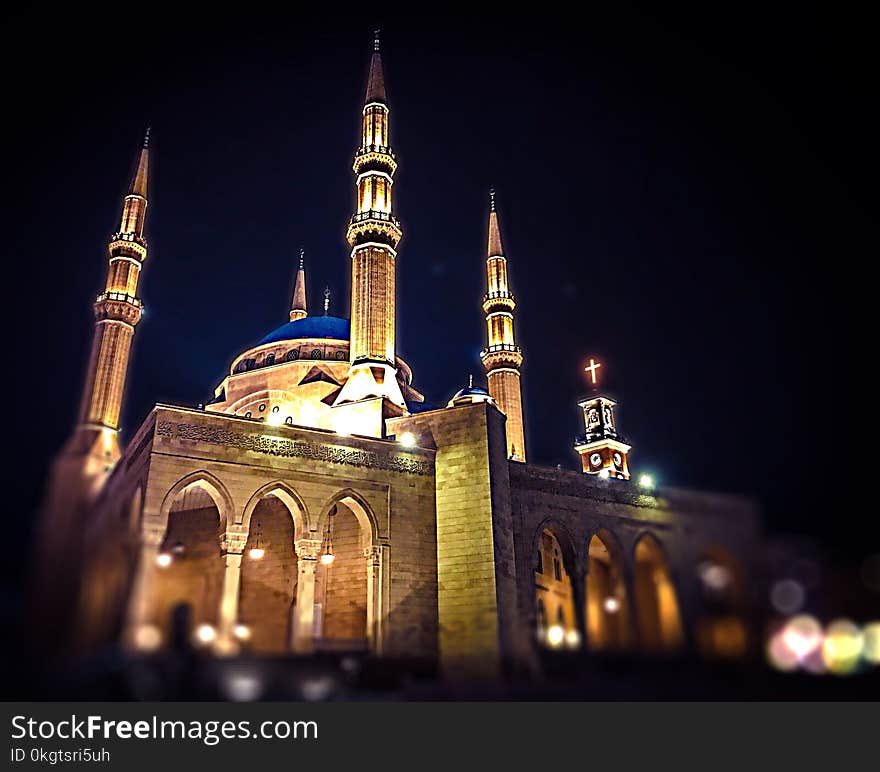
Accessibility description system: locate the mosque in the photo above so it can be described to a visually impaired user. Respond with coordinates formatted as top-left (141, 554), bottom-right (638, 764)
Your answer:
top-left (39, 33), bottom-right (760, 678)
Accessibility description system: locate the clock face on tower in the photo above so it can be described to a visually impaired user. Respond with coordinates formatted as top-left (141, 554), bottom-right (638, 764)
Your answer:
top-left (590, 453), bottom-right (602, 468)
top-left (588, 409), bottom-right (599, 427)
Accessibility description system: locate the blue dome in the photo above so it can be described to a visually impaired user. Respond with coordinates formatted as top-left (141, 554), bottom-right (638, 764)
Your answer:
top-left (257, 316), bottom-right (350, 345)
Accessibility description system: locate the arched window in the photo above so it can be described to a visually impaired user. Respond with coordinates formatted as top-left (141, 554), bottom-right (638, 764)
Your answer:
top-left (245, 411), bottom-right (252, 418)
top-left (285, 416), bottom-right (293, 426)
top-left (286, 349), bottom-right (299, 361)
top-left (244, 359), bottom-right (256, 371)
top-left (556, 606), bottom-right (565, 626)
top-left (265, 353), bottom-right (275, 366)
top-left (335, 350), bottom-right (346, 360)
top-left (310, 348), bottom-right (322, 359)
top-left (554, 549), bottom-right (562, 581)
top-left (536, 550), bottom-right (544, 574)
top-left (536, 599), bottom-right (547, 630)
top-left (233, 361), bottom-right (246, 374)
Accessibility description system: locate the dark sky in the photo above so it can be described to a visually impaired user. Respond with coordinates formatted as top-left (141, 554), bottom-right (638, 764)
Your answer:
top-left (2, 4), bottom-right (869, 580)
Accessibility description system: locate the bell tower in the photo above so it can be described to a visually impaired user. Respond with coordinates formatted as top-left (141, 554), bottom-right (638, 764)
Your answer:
top-left (574, 360), bottom-right (632, 479)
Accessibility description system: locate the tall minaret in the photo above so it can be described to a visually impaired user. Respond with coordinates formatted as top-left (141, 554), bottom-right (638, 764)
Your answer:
top-left (290, 247), bottom-right (308, 321)
top-left (68, 131), bottom-right (151, 481)
top-left (480, 190), bottom-right (526, 461)
top-left (36, 132), bottom-right (152, 641)
top-left (334, 29), bottom-right (405, 408)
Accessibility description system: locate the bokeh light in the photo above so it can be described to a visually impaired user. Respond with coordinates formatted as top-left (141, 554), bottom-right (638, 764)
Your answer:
top-left (133, 624), bottom-right (162, 652)
top-left (546, 624), bottom-right (565, 647)
top-left (766, 629), bottom-right (799, 672)
top-left (782, 615), bottom-right (823, 662)
top-left (862, 621), bottom-right (880, 664)
top-left (821, 619), bottom-right (863, 675)
top-left (194, 624), bottom-right (217, 646)
top-left (770, 579), bottom-right (805, 615)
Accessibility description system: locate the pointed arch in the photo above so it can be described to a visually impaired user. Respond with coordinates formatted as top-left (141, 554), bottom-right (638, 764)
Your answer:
top-left (158, 470), bottom-right (233, 535)
top-left (315, 488), bottom-right (379, 548)
top-left (531, 519), bottom-right (579, 649)
top-left (530, 517), bottom-right (578, 577)
top-left (239, 480), bottom-right (308, 537)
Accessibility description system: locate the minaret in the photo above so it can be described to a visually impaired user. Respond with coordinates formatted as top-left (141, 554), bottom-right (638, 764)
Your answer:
top-left (290, 248), bottom-right (308, 321)
top-left (70, 130), bottom-right (150, 478)
top-left (480, 190), bottom-right (526, 461)
top-left (35, 132), bottom-right (152, 643)
top-left (334, 29), bottom-right (405, 410)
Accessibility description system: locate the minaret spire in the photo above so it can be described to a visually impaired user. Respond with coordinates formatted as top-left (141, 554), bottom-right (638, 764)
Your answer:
top-left (480, 190), bottom-right (526, 461)
top-left (290, 247), bottom-right (308, 321)
top-left (63, 132), bottom-right (151, 482)
top-left (365, 28), bottom-right (386, 104)
top-left (323, 285), bottom-right (331, 316)
top-left (333, 29), bottom-right (405, 416)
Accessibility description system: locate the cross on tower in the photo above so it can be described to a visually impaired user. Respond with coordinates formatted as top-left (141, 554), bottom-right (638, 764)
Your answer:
top-left (584, 358), bottom-right (602, 385)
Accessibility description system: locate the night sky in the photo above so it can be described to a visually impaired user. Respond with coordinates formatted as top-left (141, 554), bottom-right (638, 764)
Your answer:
top-left (2, 4), bottom-right (868, 592)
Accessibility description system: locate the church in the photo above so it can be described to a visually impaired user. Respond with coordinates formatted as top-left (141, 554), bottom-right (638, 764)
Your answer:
top-left (40, 33), bottom-right (760, 679)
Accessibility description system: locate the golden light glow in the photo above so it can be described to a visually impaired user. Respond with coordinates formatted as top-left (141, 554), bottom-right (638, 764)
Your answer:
top-left (638, 474), bottom-right (654, 489)
top-left (399, 431), bottom-right (416, 448)
top-left (194, 624), bottom-right (217, 645)
top-left (155, 552), bottom-right (172, 568)
top-left (584, 358), bottom-right (602, 385)
top-left (233, 623), bottom-right (251, 641)
top-left (565, 629), bottom-right (581, 649)
top-left (133, 624), bottom-right (162, 652)
top-left (248, 547), bottom-right (265, 560)
top-left (320, 552), bottom-right (336, 566)
top-left (546, 624), bottom-right (565, 648)
top-left (603, 596), bottom-right (620, 613)
top-left (598, 469), bottom-right (611, 480)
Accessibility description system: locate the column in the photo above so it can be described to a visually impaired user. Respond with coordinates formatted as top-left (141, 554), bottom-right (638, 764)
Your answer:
top-left (292, 538), bottom-right (322, 654)
top-left (571, 564), bottom-right (588, 650)
top-left (215, 550), bottom-right (243, 655)
top-left (122, 525), bottom-right (164, 650)
top-left (364, 544), bottom-right (388, 655)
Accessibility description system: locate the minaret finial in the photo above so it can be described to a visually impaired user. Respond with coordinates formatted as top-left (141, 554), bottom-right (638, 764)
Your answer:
top-left (290, 248), bottom-right (308, 321)
top-left (373, 27), bottom-right (381, 52)
top-left (323, 285), bottom-right (331, 316)
top-left (469, 373), bottom-right (474, 389)
top-left (489, 187), bottom-right (496, 212)
top-left (143, 126), bottom-right (151, 149)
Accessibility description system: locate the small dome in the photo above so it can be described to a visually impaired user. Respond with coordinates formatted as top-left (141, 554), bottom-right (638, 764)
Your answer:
top-left (448, 385), bottom-right (495, 408)
top-left (258, 316), bottom-right (349, 345)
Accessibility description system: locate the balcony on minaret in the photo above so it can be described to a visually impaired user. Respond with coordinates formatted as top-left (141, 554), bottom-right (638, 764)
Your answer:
top-left (353, 145), bottom-right (397, 174)
top-left (347, 209), bottom-right (402, 248)
top-left (109, 230), bottom-right (148, 259)
top-left (482, 291), bottom-right (516, 314)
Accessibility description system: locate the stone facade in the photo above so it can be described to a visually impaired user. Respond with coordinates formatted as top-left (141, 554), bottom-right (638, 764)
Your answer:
top-left (44, 36), bottom-right (762, 681)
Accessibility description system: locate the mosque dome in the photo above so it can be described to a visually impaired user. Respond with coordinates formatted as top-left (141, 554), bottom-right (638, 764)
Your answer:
top-left (448, 384), bottom-right (495, 408)
top-left (257, 316), bottom-right (349, 345)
